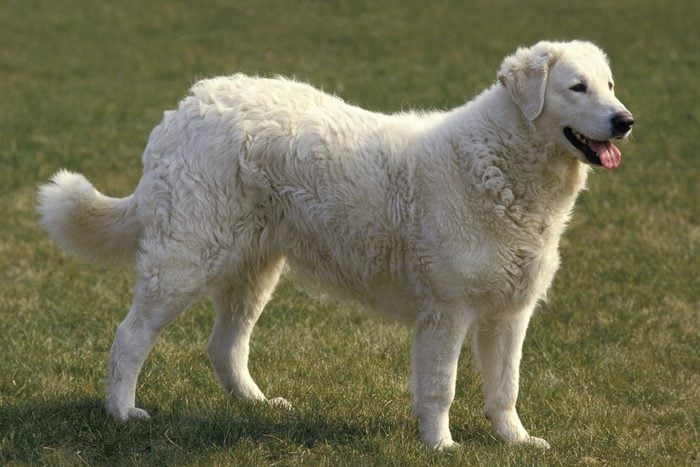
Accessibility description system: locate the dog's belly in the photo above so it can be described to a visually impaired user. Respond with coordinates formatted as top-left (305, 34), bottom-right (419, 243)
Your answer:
top-left (283, 230), bottom-right (409, 293)
top-left (290, 257), bottom-right (422, 322)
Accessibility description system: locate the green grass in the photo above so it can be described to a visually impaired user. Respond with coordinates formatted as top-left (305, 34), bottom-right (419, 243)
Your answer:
top-left (1, 0), bottom-right (698, 464)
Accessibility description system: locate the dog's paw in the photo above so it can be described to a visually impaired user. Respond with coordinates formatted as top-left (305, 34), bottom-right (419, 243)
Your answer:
top-left (267, 397), bottom-right (292, 410)
top-left (522, 436), bottom-right (550, 449)
top-left (108, 405), bottom-right (151, 421)
top-left (487, 409), bottom-right (548, 448)
top-left (432, 438), bottom-right (461, 451)
top-left (127, 407), bottom-right (152, 420)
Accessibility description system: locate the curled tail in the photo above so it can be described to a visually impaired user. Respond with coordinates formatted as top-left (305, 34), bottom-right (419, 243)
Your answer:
top-left (38, 170), bottom-right (141, 263)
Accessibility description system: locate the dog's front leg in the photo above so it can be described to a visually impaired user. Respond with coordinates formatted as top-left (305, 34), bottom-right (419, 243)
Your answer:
top-left (410, 309), bottom-right (469, 450)
top-left (473, 308), bottom-right (550, 448)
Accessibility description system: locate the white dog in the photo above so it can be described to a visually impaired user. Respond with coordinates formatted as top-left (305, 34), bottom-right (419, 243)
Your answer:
top-left (38, 40), bottom-right (633, 450)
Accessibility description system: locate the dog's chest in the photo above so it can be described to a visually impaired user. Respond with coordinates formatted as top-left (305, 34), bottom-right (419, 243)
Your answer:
top-left (423, 186), bottom-right (567, 314)
top-left (433, 154), bottom-right (588, 312)
top-left (440, 236), bottom-right (556, 313)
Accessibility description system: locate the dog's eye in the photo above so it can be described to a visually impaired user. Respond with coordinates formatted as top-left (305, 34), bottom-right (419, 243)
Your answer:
top-left (608, 82), bottom-right (614, 90)
top-left (570, 83), bottom-right (587, 93)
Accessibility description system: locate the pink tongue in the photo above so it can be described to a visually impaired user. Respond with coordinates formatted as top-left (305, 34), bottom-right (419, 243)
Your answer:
top-left (588, 140), bottom-right (622, 169)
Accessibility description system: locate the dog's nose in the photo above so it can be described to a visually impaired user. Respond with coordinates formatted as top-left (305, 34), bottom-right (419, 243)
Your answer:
top-left (611, 111), bottom-right (634, 136)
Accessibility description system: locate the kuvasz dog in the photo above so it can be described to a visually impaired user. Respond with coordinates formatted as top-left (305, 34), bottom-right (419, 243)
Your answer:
top-left (38, 40), bottom-right (633, 450)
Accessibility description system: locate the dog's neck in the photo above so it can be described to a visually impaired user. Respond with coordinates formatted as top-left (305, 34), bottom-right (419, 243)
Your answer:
top-left (447, 84), bottom-right (590, 234)
top-left (491, 83), bottom-right (588, 198)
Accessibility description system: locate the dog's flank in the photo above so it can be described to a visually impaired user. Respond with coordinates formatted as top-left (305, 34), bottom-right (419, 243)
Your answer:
top-left (38, 40), bottom-right (632, 451)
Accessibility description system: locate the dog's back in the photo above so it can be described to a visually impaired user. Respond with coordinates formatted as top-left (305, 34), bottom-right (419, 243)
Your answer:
top-left (136, 75), bottom-right (449, 311)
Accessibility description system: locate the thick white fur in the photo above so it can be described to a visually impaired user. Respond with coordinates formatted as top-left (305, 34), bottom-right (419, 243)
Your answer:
top-left (38, 40), bottom-right (631, 450)
top-left (37, 170), bottom-right (140, 263)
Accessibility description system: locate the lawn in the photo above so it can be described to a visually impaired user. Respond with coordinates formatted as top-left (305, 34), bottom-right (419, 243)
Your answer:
top-left (1, 0), bottom-right (697, 464)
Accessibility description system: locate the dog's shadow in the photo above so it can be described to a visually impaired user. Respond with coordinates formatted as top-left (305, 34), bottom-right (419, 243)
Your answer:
top-left (1, 397), bottom-right (446, 462)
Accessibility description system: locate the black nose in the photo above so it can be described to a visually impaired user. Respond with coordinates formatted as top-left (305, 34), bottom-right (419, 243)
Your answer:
top-left (611, 111), bottom-right (634, 136)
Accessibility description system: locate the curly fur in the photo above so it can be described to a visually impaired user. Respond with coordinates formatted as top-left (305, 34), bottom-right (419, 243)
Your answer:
top-left (38, 40), bottom-right (632, 450)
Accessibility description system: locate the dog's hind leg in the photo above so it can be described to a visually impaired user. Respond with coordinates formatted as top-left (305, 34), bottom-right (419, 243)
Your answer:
top-left (105, 253), bottom-right (206, 421)
top-left (207, 254), bottom-right (289, 407)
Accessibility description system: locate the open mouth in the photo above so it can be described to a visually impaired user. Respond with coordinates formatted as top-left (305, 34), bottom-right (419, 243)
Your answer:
top-left (563, 127), bottom-right (621, 170)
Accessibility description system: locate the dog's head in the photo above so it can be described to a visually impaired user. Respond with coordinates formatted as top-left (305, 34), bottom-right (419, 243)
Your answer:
top-left (498, 40), bottom-right (633, 169)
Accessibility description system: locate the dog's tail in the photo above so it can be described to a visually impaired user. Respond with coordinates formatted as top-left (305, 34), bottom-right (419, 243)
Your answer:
top-left (37, 170), bottom-right (141, 264)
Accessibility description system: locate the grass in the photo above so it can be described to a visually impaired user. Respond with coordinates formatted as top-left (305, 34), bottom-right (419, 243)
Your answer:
top-left (1, 0), bottom-right (698, 464)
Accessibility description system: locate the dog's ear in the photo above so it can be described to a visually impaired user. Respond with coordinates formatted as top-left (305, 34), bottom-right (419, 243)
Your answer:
top-left (498, 44), bottom-right (554, 121)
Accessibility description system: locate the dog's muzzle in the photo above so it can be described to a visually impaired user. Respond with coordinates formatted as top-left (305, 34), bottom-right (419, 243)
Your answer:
top-left (611, 111), bottom-right (634, 138)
